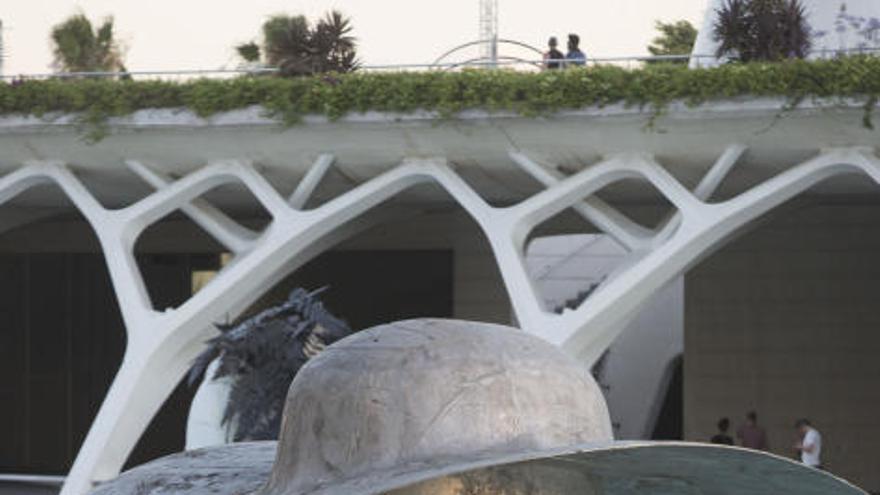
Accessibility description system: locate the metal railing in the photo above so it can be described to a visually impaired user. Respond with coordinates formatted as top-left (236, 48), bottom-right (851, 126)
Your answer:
top-left (0, 47), bottom-right (878, 82)
top-left (0, 474), bottom-right (65, 486)
top-left (0, 54), bottom-right (705, 81)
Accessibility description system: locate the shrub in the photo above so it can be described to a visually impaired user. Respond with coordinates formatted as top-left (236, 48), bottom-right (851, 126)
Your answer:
top-left (713, 0), bottom-right (812, 62)
top-left (0, 56), bottom-right (877, 141)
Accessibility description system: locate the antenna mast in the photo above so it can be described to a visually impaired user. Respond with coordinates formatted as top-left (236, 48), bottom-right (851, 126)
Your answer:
top-left (479, 0), bottom-right (499, 66)
top-left (0, 20), bottom-right (4, 77)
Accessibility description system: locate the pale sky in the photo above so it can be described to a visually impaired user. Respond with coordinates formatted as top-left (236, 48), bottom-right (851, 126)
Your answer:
top-left (1, 0), bottom-right (708, 75)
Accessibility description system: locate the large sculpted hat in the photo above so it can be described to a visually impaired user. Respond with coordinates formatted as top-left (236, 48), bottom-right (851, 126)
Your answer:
top-left (92, 319), bottom-right (865, 494)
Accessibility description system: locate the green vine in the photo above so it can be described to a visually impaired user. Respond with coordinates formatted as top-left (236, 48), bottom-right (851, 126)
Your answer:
top-left (1, 56), bottom-right (879, 142)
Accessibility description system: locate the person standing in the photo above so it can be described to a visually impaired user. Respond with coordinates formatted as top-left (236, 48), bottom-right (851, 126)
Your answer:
top-left (736, 411), bottom-right (768, 450)
top-left (710, 417), bottom-right (734, 445)
top-left (794, 418), bottom-right (823, 468)
top-left (543, 37), bottom-right (565, 70)
top-left (566, 33), bottom-right (587, 67)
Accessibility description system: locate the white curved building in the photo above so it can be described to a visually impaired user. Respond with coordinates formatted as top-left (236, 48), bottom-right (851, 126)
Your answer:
top-left (1, 55), bottom-right (880, 493)
top-left (1, 98), bottom-right (878, 494)
top-left (692, 0), bottom-right (880, 67)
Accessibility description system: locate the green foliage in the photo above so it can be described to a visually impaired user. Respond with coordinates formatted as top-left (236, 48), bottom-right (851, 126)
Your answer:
top-left (713, 0), bottom-right (812, 62)
top-left (1, 56), bottom-right (878, 142)
top-left (236, 42), bottom-right (261, 63)
top-left (50, 13), bottom-right (126, 73)
top-left (647, 20), bottom-right (698, 63)
top-left (239, 10), bottom-right (358, 76)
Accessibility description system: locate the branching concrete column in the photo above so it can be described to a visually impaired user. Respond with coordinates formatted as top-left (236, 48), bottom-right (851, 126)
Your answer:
top-left (2, 148), bottom-right (878, 495)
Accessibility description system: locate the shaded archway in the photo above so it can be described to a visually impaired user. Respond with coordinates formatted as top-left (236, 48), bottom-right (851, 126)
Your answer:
top-left (684, 186), bottom-right (880, 491)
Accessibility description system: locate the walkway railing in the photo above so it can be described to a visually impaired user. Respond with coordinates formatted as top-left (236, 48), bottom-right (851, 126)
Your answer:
top-left (1, 47), bottom-right (878, 81)
top-left (0, 54), bottom-right (698, 81)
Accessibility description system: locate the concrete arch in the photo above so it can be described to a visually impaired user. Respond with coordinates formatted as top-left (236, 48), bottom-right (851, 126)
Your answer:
top-left (1, 147), bottom-right (878, 494)
top-left (553, 148), bottom-right (880, 366)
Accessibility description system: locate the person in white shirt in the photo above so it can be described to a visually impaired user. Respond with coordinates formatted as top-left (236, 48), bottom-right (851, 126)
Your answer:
top-left (794, 418), bottom-right (823, 468)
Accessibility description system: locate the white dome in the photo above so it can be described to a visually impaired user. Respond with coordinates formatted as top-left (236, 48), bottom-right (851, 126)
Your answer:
top-left (690, 0), bottom-right (880, 67)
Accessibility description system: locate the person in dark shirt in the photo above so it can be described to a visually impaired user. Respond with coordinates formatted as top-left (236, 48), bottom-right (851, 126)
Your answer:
top-left (737, 411), bottom-right (768, 450)
top-left (566, 33), bottom-right (587, 67)
top-left (543, 37), bottom-right (565, 70)
top-left (711, 417), bottom-right (735, 445)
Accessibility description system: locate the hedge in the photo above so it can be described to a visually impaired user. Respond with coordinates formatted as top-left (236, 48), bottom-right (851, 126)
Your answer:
top-left (1, 55), bottom-right (878, 142)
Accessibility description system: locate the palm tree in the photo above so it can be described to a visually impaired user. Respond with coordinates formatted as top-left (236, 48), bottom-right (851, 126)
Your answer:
top-left (236, 10), bottom-right (359, 76)
top-left (261, 14), bottom-right (313, 75)
top-left (50, 13), bottom-right (126, 73)
top-left (646, 20), bottom-right (698, 64)
top-left (309, 11), bottom-right (358, 73)
top-left (713, 0), bottom-right (812, 62)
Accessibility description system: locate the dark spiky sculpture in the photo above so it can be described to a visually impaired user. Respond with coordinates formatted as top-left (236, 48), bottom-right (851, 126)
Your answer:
top-left (188, 287), bottom-right (352, 442)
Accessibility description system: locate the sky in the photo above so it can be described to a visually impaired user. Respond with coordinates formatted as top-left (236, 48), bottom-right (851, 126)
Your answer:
top-left (1, 0), bottom-right (708, 75)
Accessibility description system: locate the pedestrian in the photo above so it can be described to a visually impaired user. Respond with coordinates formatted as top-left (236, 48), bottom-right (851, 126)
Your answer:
top-left (736, 411), bottom-right (768, 451)
top-left (710, 417), bottom-right (734, 445)
top-left (543, 36), bottom-right (565, 70)
top-left (794, 418), bottom-right (823, 468)
top-left (566, 33), bottom-right (587, 67)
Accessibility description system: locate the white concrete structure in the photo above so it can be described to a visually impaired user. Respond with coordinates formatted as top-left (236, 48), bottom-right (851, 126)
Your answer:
top-left (185, 360), bottom-right (233, 450)
top-left (692, 0), bottom-right (880, 67)
top-left (684, 200), bottom-right (880, 488)
top-left (0, 100), bottom-right (878, 494)
top-left (526, 235), bottom-right (684, 439)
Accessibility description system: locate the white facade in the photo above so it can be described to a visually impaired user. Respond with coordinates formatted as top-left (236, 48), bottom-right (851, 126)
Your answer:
top-left (185, 360), bottom-right (233, 449)
top-left (526, 235), bottom-right (684, 440)
top-left (0, 100), bottom-right (877, 494)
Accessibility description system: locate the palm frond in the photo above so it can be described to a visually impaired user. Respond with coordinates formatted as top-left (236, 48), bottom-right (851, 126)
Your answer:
top-left (50, 13), bottom-right (124, 73)
top-left (189, 287), bottom-right (353, 442)
top-left (714, 0), bottom-right (750, 59)
top-left (783, 0), bottom-right (812, 58)
top-left (713, 0), bottom-right (813, 62)
top-left (238, 10), bottom-right (359, 76)
top-left (235, 42), bottom-right (261, 63)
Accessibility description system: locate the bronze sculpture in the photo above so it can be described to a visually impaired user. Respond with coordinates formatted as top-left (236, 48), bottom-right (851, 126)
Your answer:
top-left (93, 319), bottom-right (865, 494)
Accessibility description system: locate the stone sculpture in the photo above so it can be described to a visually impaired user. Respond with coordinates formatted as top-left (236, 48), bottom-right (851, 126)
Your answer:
top-left (92, 319), bottom-right (865, 494)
